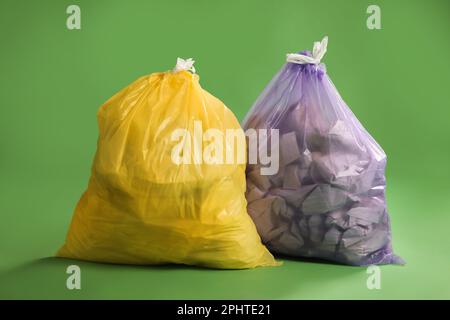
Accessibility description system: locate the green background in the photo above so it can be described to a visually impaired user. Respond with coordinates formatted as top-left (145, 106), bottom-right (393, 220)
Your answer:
top-left (1, 0), bottom-right (449, 299)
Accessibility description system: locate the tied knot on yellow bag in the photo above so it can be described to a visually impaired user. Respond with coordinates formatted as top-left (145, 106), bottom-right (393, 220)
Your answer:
top-left (57, 58), bottom-right (279, 269)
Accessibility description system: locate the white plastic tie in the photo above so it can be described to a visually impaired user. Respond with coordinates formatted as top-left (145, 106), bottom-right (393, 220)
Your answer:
top-left (173, 57), bottom-right (196, 73)
top-left (286, 36), bottom-right (328, 65)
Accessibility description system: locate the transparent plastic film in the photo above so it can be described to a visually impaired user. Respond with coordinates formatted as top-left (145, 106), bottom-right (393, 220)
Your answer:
top-left (57, 58), bottom-right (279, 269)
top-left (243, 39), bottom-right (403, 266)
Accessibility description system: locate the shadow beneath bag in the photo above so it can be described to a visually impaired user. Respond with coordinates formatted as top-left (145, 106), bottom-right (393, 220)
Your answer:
top-left (274, 254), bottom-right (349, 266)
top-left (0, 256), bottom-right (366, 299)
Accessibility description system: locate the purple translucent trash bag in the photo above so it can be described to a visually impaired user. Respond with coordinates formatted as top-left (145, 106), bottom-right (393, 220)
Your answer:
top-left (243, 37), bottom-right (403, 266)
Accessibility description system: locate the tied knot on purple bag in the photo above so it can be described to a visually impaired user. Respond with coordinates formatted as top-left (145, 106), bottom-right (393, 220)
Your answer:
top-left (287, 36), bottom-right (328, 79)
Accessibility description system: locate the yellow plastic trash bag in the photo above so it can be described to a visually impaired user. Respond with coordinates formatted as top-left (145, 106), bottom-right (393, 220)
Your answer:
top-left (57, 58), bottom-right (279, 269)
